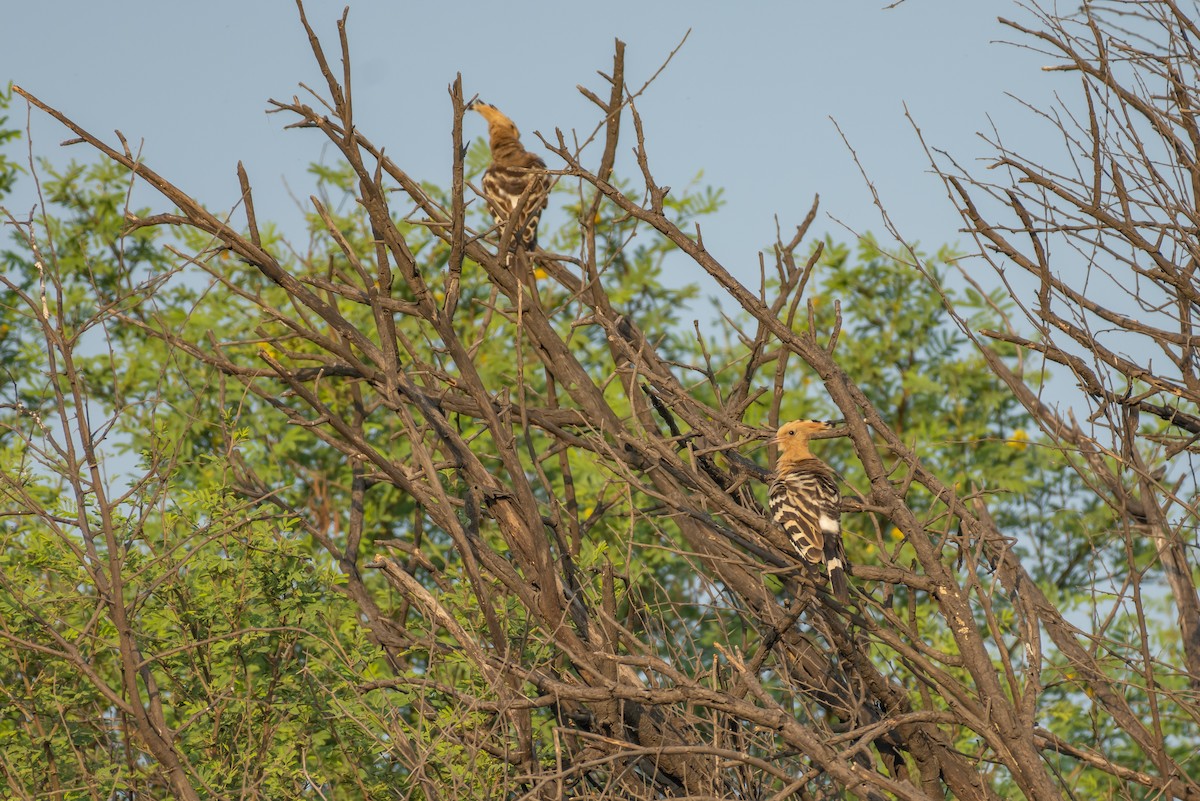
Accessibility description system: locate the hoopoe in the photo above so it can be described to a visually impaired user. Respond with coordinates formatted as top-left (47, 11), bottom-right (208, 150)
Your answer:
top-left (769, 419), bottom-right (849, 602)
top-left (469, 100), bottom-right (550, 255)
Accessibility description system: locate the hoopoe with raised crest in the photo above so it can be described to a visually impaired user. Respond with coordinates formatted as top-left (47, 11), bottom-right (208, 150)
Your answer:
top-left (469, 100), bottom-right (550, 257)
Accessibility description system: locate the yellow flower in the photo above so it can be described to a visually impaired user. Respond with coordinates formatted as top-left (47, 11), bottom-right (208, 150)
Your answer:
top-left (1007, 429), bottom-right (1029, 450)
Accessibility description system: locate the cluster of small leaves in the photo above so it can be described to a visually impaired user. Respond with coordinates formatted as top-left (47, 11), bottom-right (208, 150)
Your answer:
top-left (719, 236), bottom-right (1177, 789)
top-left (0, 154), bottom-right (398, 798)
top-left (1, 89), bottom-right (1191, 795)
top-left (0, 86), bottom-right (19, 194)
top-left (784, 238), bottom-right (1117, 588)
top-left (0, 140), bottom-right (736, 796)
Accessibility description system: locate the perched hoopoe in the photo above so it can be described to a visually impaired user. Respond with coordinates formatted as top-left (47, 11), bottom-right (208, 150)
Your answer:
top-left (469, 100), bottom-right (550, 254)
top-left (769, 419), bottom-right (850, 602)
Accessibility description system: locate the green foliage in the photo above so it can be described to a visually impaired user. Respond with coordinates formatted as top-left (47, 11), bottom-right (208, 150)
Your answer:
top-left (0, 144), bottom-right (732, 796)
top-left (0, 85), bottom-right (19, 196)
top-left (765, 237), bottom-right (1119, 592)
top-left (0, 155), bottom-right (394, 798)
top-left (0, 87), bottom-right (28, 411)
top-left (0, 136), bottom-right (1186, 798)
top-left (0, 429), bottom-right (392, 797)
top-left (711, 236), bottom-right (1171, 795)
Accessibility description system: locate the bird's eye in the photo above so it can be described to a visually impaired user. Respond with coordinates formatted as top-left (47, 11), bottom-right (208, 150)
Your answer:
top-left (788, 431), bottom-right (795, 436)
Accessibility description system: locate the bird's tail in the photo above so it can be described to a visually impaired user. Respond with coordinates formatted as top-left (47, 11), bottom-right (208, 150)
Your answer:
top-left (827, 556), bottom-right (850, 603)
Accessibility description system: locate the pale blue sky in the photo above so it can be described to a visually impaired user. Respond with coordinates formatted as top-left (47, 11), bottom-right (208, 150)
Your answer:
top-left (4, 2), bottom-right (1055, 289)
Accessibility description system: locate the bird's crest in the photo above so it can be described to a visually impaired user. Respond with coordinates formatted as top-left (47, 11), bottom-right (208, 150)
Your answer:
top-left (773, 419), bottom-right (842, 444)
top-left (773, 419), bottom-right (844, 465)
top-left (469, 100), bottom-right (521, 142)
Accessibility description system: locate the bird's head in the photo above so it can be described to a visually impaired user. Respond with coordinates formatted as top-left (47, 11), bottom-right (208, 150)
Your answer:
top-left (469, 100), bottom-right (521, 141)
top-left (772, 419), bottom-right (845, 460)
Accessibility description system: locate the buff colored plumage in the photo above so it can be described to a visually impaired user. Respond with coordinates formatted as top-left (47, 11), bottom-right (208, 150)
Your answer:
top-left (469, 100), bottom-right (550, 253)
top-left (769, 419), bottom-right (849, 602)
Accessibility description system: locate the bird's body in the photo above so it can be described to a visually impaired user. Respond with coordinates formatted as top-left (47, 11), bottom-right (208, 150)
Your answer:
top-left (470, 101), bottom-right (550, 253)
top-left (769, 419), bottom-right (849, 601)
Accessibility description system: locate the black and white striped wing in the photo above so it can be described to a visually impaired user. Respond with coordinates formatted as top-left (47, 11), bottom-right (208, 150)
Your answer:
top-left (769, 463), bottom-right (840, 564)
top-left (481, 155), bottom-right (550, 250)
top-left (770, 460), bottom-right (849, 600)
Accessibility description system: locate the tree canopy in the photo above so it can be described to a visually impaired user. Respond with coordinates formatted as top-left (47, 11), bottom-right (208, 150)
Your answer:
top-left (1, 3), bottom-right (1198, 800)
